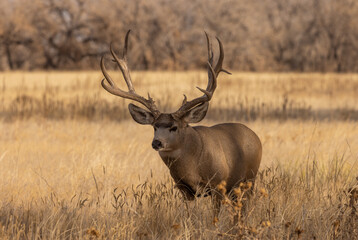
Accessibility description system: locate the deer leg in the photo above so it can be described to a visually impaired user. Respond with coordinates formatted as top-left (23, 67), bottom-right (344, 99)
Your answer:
top-left (241, 180), bottom-right (255, 215)
top-left (212, 191), bottom-right (223, 223)
top-left (174, 181), bottom-right (196, 219)
top-left (175, 181), bottom-right (196, 201)
top-left (229, 180), bottom-right (255, 220)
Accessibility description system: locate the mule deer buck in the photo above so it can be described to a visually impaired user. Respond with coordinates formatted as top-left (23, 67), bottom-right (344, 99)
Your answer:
top-left (100, 30), bottom-right (262, 216)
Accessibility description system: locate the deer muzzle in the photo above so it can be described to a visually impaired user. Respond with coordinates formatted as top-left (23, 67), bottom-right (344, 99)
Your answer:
top-left (152, 139), bottom-right (163, 151)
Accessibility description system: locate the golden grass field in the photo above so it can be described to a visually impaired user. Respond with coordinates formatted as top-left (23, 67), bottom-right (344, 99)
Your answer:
top-left (0, 71), bottom-right (357, 239)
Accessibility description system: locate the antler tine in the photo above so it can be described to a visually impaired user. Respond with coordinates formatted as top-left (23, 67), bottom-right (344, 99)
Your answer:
top-left (214, 37), bottom-right (231, 76)
top-left (123, 29), bottom-right (130, 60)
top-left (173, 32), bottom-right (230, 119)
top-left (100, 30), bottom-right (160, 116)
top-left (205, 32), bottom-right (214, 65)
top-left (205, 32), bottom-right (214, 93)
top-left (109, 31), bottom-right (134, 92)
top-left (100, 56), bottom-right (116, 87)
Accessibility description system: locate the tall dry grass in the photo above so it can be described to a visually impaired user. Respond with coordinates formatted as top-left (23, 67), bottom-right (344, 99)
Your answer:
top-left (1, 71), bottom-right (358, 121)
top-left (0, 71), bottom-right (357, 239)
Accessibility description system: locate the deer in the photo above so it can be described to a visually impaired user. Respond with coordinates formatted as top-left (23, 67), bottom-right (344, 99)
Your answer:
top-left (100, 30), bottom-right (262, 217)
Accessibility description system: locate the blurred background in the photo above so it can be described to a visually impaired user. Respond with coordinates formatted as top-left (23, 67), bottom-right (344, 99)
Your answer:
top-left (1, 1), bottom-right (358, 239)
top-left (1, 0), bottom-right (358, 72)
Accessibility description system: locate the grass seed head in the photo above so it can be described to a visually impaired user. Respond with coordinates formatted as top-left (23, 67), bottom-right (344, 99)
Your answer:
top-left (86, 227), bottom-right (100, 238)
top-left (260, 188), bottom-right (269, 198)
top-left (235, 201), bottom-right (243, 208)
top-left (212, 216), bottom-right (219, 226)
top-left (217, 180), bottom-right (227, 195)
top-left (261, 220), bottom-right (271, 227)
top-left (233, 187), bottom-right (241, 197)
top-left (171, 224), bottom-right (180, 230)
top-left (245, 182), bottom-right (253, 189)
top-left (249, 227), bottom-right (258, 234)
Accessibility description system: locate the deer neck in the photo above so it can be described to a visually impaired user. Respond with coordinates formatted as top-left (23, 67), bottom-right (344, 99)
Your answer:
top-left (159, 126), bottom-right (203, 166)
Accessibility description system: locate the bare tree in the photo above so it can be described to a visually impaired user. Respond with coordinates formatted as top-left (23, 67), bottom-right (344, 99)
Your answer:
top-left (30, 0), bottom-right (109, 69)
top-left (0, 0), bottom-right (37, 70)
top-left (1, 0), bottom-right (358, 72)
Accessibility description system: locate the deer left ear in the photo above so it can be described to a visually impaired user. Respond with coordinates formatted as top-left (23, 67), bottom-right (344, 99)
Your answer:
top-left (182, 102), bottom-right (209, 123)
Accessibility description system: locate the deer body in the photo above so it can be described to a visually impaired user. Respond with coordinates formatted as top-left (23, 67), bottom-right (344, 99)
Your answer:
top-left (158, 122), bottom-right (262, 200)
top-left (100, 30), bottom-right (262, 217)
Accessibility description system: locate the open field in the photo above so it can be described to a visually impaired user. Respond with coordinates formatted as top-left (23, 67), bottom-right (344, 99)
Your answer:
top-left (0, 71), bottom-right (357, 239)
top-left (1, 71), bottom-right (358, 121)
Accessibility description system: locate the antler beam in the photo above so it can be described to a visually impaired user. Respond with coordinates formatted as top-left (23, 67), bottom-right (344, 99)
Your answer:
top-left (100, 30), bottom-right (160, 116)
top-left (172, 32), bottom-right (231, 119)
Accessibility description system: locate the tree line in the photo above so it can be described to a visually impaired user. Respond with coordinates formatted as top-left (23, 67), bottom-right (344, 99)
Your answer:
top-left (1, 0), bottom-right (358, 72)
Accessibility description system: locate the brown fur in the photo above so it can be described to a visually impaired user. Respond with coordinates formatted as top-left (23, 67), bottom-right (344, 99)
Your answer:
top-left (100, 31), bottom-right (262, 217)
top-left (128, 108), bottom-right (262, 217)
top-left (158, 121), bottom-right (262, 199)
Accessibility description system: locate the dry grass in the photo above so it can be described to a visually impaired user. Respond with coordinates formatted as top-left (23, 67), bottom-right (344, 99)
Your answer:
top-left (0, 71), bottom-right (357, 239)
top-left (1, 71), bottom-right (358, 121)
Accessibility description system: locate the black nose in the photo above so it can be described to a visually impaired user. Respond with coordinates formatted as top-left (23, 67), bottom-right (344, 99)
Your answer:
top-left (152, 140), bottom-right (163, 150)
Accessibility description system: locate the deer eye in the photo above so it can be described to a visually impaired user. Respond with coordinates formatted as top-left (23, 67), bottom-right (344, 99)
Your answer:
top-left (169, 126), bottom-right (177, 132)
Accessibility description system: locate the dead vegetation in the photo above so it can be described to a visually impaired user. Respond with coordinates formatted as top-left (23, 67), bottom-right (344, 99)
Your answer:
top-left (1, 71), bottom-right (358, 121)
top-left (0, 71), bottom-right (357, 239)
top-left (2, 0), bottom-right (358, 72)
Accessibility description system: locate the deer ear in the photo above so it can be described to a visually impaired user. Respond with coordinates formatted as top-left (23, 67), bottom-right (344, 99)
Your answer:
top-left (128, 103), bottom-right (155, 125)
top-left (182, 102), bottom-right (209, 123)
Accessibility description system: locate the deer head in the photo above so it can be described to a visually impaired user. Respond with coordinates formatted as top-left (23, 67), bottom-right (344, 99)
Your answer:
top-left (100, 30), bottom-right (230, 152)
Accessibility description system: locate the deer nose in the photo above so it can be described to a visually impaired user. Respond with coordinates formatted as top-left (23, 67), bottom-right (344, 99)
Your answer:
top-left (152, 140), bottom-right (163, 150)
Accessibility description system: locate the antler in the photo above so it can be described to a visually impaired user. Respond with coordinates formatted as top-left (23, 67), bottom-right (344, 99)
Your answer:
top-left (172, 32), bottom-right (231, 119)
top-left (100, 30), bottom-right (160, 117)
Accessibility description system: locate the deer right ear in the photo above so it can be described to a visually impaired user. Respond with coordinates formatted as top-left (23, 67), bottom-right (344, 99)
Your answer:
top-left (182, 102), bottom-right (209, 123)
top-left (128, 103), bottom-right (155, 125)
